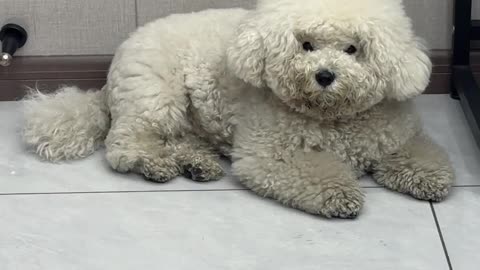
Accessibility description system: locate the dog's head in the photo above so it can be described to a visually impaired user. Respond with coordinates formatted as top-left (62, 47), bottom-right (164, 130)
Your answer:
top-left (227, 0), bottom-right (432, 119)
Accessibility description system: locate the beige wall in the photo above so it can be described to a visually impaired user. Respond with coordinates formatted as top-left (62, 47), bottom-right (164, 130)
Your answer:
top-left (1, 0), bottom-right (136, 56)
top-left (0, 0), bottom-right (475, 56)
top-left (137, 0), bottom-right (256, 26)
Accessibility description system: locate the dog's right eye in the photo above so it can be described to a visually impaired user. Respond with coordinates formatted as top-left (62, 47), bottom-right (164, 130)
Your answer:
top-left (302, 42), bottom-right (314, 52)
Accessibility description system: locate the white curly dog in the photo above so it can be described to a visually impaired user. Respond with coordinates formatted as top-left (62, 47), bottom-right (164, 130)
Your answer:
top-left (23, 0), bottom-right (454, 218)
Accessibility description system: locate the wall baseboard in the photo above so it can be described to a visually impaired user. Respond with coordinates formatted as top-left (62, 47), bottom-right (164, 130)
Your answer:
top-left (0, 50), bottom-right (475, 101)
top-left (0, 56), bottom-right (109, 101)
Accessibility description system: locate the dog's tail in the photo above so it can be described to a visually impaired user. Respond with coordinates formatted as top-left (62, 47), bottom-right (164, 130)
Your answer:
top-left (22, 86), bottom-right (110, 162)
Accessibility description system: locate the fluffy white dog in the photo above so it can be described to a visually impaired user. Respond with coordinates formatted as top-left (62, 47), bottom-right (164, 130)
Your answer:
top-left (23, 0), bottom-right (454, 218)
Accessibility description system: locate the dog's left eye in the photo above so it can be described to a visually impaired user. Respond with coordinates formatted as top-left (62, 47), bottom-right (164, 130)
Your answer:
top-left (345, 45), bottom-right (357, 55)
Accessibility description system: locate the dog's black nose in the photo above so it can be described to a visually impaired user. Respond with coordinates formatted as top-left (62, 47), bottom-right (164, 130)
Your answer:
top-left (315, 70), bottom-right (336, 87)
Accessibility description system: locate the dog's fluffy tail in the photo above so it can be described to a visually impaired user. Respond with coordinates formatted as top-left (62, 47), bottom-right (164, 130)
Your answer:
top-left (22, 86), bottom-right (110, 162)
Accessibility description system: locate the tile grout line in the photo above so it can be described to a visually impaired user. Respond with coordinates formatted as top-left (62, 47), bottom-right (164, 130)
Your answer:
top-left (452, 185), bottom-right (480, 188)
top-left (0, 186), bottom-right (384, 197)
top-left (0, 188), bottom-right (249, 196)
top-left (430, 202), bottom-right (453, 270)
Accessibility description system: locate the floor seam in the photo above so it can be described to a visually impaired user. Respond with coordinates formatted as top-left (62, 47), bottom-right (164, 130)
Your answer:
top-left (452, 185), bottom-right (480, 188)
top-left (0, 188), bottom-right (249, 196)
top-left (430, 202), bottom-right (453, 270)
top-left (0, 186), bottom-right (385, 196)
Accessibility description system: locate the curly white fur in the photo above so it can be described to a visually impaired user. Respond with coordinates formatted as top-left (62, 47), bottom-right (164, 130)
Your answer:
top-left (23, 86), bottom-right (109, 162)
top-left (22, 0), bottom-right (454, 218)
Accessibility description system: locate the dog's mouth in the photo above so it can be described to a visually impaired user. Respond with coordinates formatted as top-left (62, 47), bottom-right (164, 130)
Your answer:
top-left (283, 84), bottom-right (369, 119)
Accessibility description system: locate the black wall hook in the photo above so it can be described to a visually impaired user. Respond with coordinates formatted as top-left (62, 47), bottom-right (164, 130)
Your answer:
top-left (0, 23), bottom-right (28, 67)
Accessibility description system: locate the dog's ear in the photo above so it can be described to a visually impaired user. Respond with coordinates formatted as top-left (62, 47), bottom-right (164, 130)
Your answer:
top-left (385, 36), bottom-right (432, 101)
top-left (361, 19), bottom-right (432, 101)
top-left (226, 18), bottom-right (266, 88)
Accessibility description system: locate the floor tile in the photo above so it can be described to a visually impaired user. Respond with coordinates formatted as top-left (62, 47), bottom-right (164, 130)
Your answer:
top-left (0, 189), bottom-right (447, 270)
top-left (414, 95), bottom-right (480, 186)
top-left (433, 187), bottom-right (480, 270)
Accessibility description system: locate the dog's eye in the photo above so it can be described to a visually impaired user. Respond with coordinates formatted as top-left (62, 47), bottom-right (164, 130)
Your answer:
top-left (302, 42), bottom-right (314, 52)
top-left (345, 45), bottom-right (357, 55)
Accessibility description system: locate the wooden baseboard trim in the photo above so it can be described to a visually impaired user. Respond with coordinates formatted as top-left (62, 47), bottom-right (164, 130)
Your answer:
top-left (0, 79), bottom-right (106, 101)
top-left (0, 55), bottom-right (110, 101)
top-left (0, 50), bottom-right (474, 101)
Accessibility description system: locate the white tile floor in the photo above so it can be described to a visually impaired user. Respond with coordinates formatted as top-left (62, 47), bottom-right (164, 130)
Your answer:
top-left (0, 94), bottom-right (478, 270)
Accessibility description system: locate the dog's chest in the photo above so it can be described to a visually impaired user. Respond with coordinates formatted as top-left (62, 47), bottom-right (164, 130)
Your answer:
top-left (285, 102), bottom-right (420, 170)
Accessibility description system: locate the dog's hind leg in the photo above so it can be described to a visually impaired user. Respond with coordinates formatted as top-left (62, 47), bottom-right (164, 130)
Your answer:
top-left (105, 114), bottom-right (182, 182)
top-left (105, 120), bottom-right (224, 182)
top-left (103, 48), bottom-right (191, 182)
top-left (104, 48), bottom-right (226, 182)
top-left (104, 83), bottom-right (224, 182)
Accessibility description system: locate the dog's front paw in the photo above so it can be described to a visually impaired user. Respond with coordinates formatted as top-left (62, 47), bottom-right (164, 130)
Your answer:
top-left (319, 186), bottom-right (365, 218)
top-left (374, 162), bottom-right (454, 202)
top-left (299, 184), bottom-right (365, 219)
top-left (407, 167), bottom-right (454, 202)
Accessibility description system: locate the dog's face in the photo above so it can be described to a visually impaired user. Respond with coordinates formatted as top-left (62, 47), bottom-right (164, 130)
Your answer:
top-left (227, 0), bottom-right (432, 119)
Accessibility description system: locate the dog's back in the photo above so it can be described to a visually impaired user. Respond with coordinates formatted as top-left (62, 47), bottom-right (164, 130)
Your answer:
top-left (22, 8), bottom-right (250, 163)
